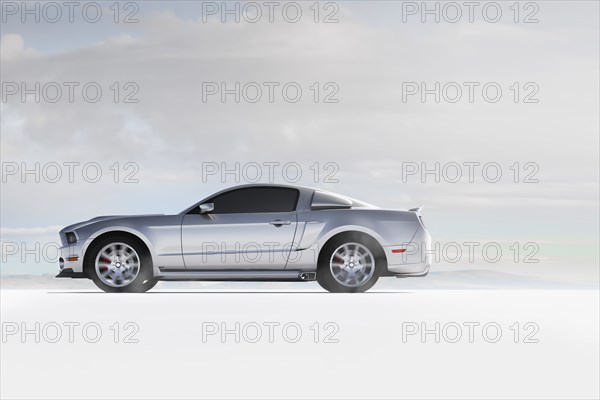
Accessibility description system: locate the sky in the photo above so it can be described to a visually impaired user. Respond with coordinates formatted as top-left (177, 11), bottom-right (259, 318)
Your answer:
top-left (0, 0), bottom-right (598, 275)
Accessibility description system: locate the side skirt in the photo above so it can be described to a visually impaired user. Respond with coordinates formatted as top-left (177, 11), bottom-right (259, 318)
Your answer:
top-left (157, 269), bottom-right (316, 282)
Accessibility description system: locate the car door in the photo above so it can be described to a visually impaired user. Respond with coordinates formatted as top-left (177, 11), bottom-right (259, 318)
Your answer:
top-left (181, 187), bottom-right (299, 270)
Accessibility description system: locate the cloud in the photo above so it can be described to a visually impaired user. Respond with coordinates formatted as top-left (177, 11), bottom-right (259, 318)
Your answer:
top-left (0, 34), bottom-right (38, 61)
top-left (3, 5), bottom-right (596, 167)
top-left (0, 2), bottom-right (598, 255)
top-left (0, 225), bottom-right (63, 236)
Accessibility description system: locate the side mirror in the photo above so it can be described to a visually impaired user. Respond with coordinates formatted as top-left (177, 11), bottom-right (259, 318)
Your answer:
top-left (198, 202), bottom-right (214, 214)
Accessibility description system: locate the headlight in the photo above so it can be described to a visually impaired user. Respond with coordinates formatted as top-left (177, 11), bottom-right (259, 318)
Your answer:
top-left (65, 232), bottom-right (77, 244)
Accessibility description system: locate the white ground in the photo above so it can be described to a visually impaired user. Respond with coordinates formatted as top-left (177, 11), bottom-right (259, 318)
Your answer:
top-left (1, 288), bottom-right (598, 399)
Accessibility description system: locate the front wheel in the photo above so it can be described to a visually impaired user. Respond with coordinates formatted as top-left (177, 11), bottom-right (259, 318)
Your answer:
top-left (316, 235), bottom-right (385, 293)
top-left (88, 236), bottom-right (155, 293)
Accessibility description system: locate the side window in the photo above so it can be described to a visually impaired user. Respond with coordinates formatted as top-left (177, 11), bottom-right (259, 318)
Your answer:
top-left (210, 187), bottom-right (299, 214)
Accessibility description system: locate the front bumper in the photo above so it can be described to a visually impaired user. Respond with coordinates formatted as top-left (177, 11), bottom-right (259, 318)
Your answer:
top-left (56, 268), bottom-right (86, 278)
top-left (57, 242), bottom-right (85, 275)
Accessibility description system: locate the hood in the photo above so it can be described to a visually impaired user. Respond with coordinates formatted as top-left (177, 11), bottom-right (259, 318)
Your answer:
top-left (60, 214), bottom-right (164, 233)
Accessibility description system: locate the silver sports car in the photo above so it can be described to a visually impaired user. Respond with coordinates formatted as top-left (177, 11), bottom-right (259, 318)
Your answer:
top-left (56, 184), bottom-right (431, 292)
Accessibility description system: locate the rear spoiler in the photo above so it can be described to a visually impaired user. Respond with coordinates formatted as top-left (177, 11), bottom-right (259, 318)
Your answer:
top-left (409, 206), bottom-right (424, 213)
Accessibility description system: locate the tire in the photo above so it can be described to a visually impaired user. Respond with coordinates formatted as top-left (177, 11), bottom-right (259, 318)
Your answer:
top-left (87, 235), bottom-right (155, 293)
top-left (316, 233), bottom-right (385, 293)
top-left (142, 278), bottom-right (159, 291)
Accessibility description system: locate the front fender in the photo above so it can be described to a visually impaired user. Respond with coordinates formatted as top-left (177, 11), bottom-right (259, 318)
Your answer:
top-left (80, 226), bottom-right (160, 276)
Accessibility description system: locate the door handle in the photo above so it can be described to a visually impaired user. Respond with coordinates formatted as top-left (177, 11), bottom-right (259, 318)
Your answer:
top-left (269, 220), bottom-right (291, 227)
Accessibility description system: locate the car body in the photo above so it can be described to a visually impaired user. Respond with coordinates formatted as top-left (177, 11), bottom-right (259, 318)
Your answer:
top-left (56, 184), bottom-right (431, 292)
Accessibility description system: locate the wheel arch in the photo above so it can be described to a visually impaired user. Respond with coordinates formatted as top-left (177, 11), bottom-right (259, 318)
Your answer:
top-left (82, 230), bottom-right (154, 277)
top-left (317, 230), bottom-right (388, 268)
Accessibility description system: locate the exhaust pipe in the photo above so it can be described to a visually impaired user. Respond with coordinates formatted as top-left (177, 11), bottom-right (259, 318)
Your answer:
top-left (298, 272), bottom-right (316, 281)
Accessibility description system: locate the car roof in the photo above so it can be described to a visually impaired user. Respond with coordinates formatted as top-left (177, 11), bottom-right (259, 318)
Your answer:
top-left (179, 184), bottom-right (376, 214)
top-left (221, 183), bottom-right (315, 191)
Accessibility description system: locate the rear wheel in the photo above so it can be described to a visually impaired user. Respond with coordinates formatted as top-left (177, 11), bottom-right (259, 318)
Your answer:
top-left (316, 234), bottom-right (385, 293)
top-left (88, 235), bottom-right (155, 293)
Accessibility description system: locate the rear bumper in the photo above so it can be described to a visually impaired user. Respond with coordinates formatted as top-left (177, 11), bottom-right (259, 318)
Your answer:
top-left (384, 226), bottom-right (431, 276)
top-left (387, 261), bottom-right (430, 277)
